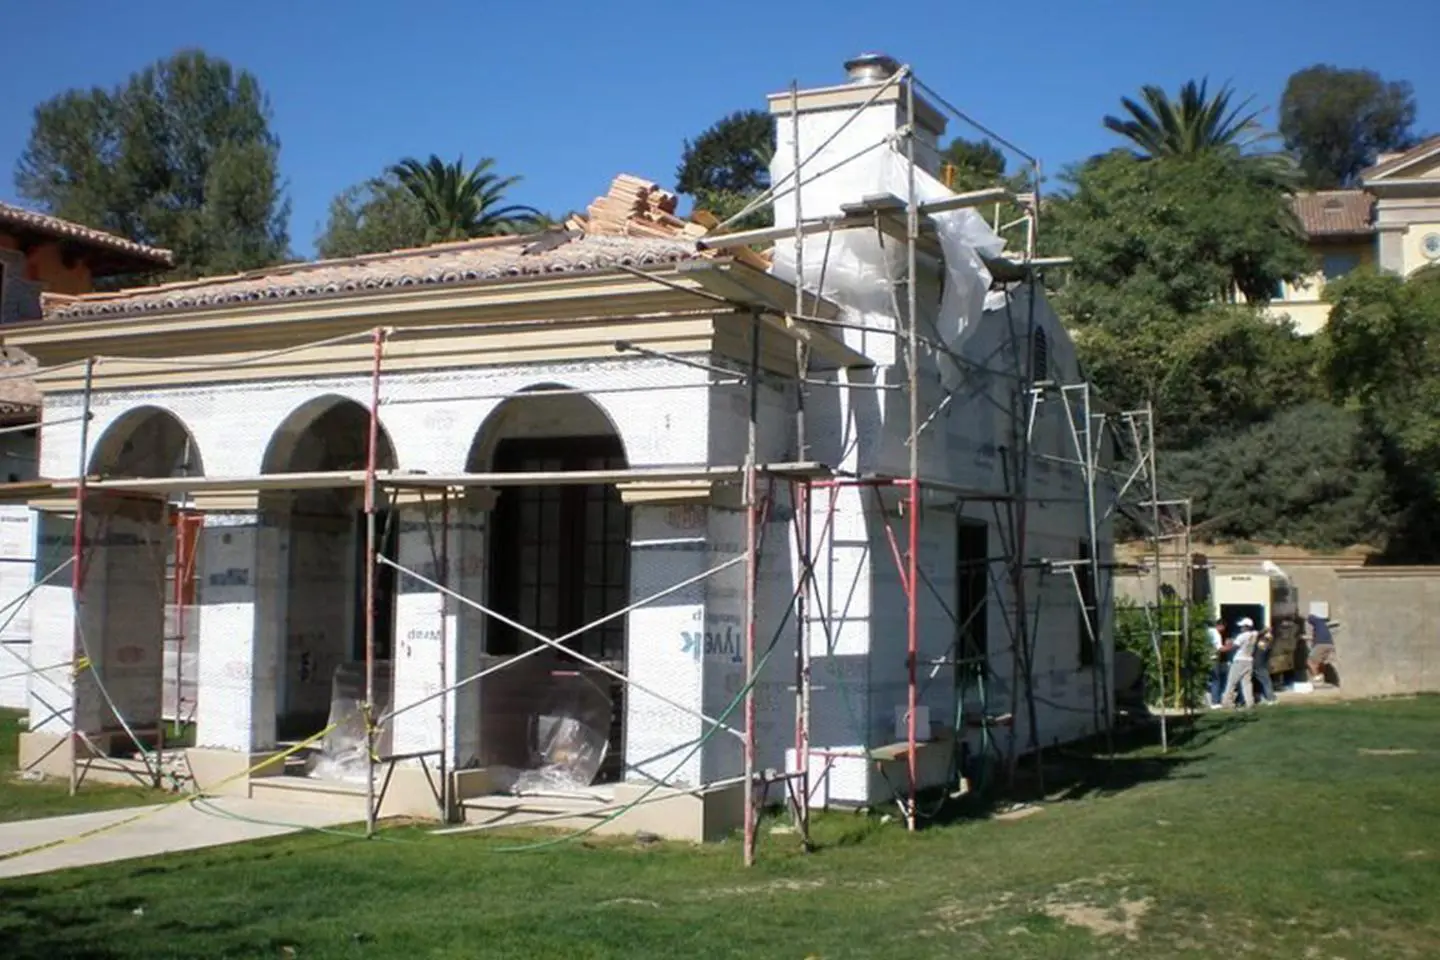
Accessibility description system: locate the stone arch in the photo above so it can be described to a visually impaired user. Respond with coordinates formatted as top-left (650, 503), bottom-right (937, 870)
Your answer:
top-left (258, 394), bottom-right (399, 750)
top-left (457, 383), bottom-right (632, 786)
top-left (465, 383), bottom-right (627, 472)
top-left (75, 406), bottom-right (204, 754)
top-left (89, 405), bottom-right (204, 479)
top-left (262, 394), bottom-right (397, 475)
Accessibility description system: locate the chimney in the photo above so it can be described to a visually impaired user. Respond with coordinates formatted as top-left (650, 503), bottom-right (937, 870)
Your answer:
top-left (767, 53), bottom-right (947, 229)
top-left (843, 53), bottom-right (901, 84)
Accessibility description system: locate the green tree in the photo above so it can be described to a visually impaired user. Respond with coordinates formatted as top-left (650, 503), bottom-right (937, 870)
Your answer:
top-left (1162, 402), bottom-right (1389, 549)
top-left (15, 49), bottom-right (289, 280)
top-left (675, 109), bottom-right (775, 226)
top-left (316, 174), bottom-right (428, 259)
top-left (940, 137), bottom-right (1035, 250)
top-left (389, 155), bottom-right (541, 243)
top-left (942, 137), bottom-right (1007, 188)
top-left (1047, 149), bottom-right (1315, 449)
top-left (1050, 150), bottom-right (1308, 320)
top-left (1103, 79), bottom-right (1267, 157)
top-left (1280, 65), bottom-right (1419, 189)
top-left (1320, 267), bottom-right (1440, 558)
top-left (1324, 267), bottom-right (1440, 467)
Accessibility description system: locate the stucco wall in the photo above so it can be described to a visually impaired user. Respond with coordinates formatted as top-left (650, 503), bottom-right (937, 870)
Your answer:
top-left (1266, 239), bottom-right (1375, 336)
top-left (1115, 552), bottom-right (1364, 619)
top-left (1333, 568), bottom-right (1440, 697)
top-left (1399, 220), bottom-right (1440, 276)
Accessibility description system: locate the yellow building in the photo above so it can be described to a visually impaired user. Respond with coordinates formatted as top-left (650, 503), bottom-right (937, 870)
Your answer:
top-left (1270, 191), bottom-right (1376, 335)
top-left (1268, 135), bottom-right (1440, 335)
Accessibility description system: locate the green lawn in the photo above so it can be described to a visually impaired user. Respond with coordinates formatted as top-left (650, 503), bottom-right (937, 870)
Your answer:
top-left (4, 697), bottom-right (1440, 959)
top-left (0, 709), bottom-right (163, 823)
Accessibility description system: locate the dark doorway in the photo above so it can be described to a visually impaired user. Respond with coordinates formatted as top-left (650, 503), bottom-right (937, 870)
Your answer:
top-left (487, 435), bottom-right (630, 783)
top-left (956, 519), bottom-right (989, 674)
top-left (1077, 540), bottom-right (1099, 668)
top-left (487, 437), bottom-right (629, 660)
top-left (352, 507), bottom-right (399, 663)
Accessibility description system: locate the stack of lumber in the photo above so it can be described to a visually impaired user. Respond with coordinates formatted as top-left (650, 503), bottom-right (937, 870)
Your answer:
top-left (581, 175), bottom-right (707, 240)
top-left (571, 173), bottom-right (771, 270)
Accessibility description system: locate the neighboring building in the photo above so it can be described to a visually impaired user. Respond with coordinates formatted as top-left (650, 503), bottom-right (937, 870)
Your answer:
top-left (6, 58), bottom-right (1113, 840)
top-left (0, 201), bottom-right (173, 310)
top-left (1269, 135), bottom-right (1440, 335)
top-left (1365, 136), bottom-right (1440, 277)
top-left (0, 204), bottom-right (171, 710)
top-left (1270, 190), bottom-right (1376, 335)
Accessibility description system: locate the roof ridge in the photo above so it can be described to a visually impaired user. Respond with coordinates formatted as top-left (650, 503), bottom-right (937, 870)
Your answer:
top-left (1362, 133), bottom-right (1440, 179)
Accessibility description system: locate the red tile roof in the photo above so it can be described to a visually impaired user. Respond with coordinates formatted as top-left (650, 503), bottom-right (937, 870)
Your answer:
top-left (45, 232), bottom-right (702, 322)
top-left (1290, 190), bottom-right (1374, 238)
top-left (44, 174), bottom-right (728, 323)
top-left (0, 202), bottom-right (173, 270)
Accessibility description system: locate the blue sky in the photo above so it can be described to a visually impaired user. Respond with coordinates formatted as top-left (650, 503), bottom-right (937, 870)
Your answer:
top-left (3, 0), bottom-right (1437, 258)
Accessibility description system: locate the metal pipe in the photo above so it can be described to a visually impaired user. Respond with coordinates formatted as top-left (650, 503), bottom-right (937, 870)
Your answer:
top-left (439, 487), bottom-right (451, 822)
top-left (788, 80), bottom-right (812, 853)
top-left (0, 416), bottom-right (81, 437)
top-left (793, 480), bottom-right (812, 848)
top-left (67, 357), bottom-right (95, 796)
top-left (363, 327), bottom-right (385, 836)
top-left (742, 309), bottom-right (761, 867)
top-left (1145, 404), bottom-right (1168, 752)
top-left (903, 76), bottom-right (921, 832)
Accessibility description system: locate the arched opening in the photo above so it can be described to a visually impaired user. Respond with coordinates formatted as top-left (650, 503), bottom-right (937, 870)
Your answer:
top-left (79, 407), bottom-right (203, 765)
top-left (258, 396), bottom-right (399, 758)
top-left (463, 386), bottom-right (631, 789)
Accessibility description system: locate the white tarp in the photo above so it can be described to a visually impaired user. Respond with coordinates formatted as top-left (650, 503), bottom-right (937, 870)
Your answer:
top-left (770, 146), bottom-right (1005, 382)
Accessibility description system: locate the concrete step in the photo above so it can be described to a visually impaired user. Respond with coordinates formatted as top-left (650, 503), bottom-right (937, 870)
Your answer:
top-left (459, 792), bottom-right (615, 830)
top-left (249, 775), bottom-right (369, 815)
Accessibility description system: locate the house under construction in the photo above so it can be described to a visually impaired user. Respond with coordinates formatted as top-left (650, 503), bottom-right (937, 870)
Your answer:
top-left (6, 54), bottom-right (1181, 864)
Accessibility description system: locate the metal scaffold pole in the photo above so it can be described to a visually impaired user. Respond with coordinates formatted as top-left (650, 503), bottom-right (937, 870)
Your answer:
top-left (1143, 403), bottom-right (1169, 752)
top-left (742, 309), bottom-right (761, 867)
top-left (67, 357), bottom-right (96, 797)
top-left (788, 79), bottom-right (813, 850)
top-left (902, 64), bottom-right (922, 833)
top-left (439, 486), bottom-right (452, 821)
top-left (364, 326), bottom-right (386, 836)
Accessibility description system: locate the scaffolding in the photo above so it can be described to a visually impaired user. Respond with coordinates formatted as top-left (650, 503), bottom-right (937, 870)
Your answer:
top-left (0, 60), bottom-right (1198, 870)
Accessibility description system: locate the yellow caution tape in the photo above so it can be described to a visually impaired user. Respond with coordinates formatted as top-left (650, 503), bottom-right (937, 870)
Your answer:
top-left (0, 722), bottom-right (339, 865)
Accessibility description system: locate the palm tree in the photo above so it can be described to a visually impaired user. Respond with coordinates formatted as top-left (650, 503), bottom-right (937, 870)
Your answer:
top-left (1103, 79), bottom-right (1266, 158)
top-left (388, 155), bottom-right (542, 243)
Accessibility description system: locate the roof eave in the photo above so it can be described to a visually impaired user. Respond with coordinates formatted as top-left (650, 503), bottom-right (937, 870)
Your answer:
top-left (0, 222), bottom-right (174, 273)
top-left (6, 261), bottom-right (717, 354)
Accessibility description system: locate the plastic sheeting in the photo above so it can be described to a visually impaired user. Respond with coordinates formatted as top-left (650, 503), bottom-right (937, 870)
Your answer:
top-left (769, 146), bottom-right (1006, 381)
top-left (309, 660), bottom-right (394, 782)
top-left (486, 666), bottom-right (613, 795)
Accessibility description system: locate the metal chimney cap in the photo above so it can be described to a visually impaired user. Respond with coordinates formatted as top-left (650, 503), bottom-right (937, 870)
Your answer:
top-left (844, 53), bottom-right (900, 84)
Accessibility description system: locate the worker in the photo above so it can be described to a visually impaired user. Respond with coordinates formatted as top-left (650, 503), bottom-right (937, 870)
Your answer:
top-left (1252, 627), bottom-right (1278, 705)
top-left (1220, 617), bottom-right (1259, 710)
top-left (1307, 614), bottom-right (1337, 685)
top-left (1206, 619), bottom-right (1230, 708)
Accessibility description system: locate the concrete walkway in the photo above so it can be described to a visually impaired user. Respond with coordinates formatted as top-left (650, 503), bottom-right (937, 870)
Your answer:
top-left (0, 796), bottom-right (359, 879)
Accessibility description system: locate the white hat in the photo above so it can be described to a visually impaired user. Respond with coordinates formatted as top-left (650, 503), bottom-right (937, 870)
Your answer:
top-left (1238, 617), bottom-right (1254, 628)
